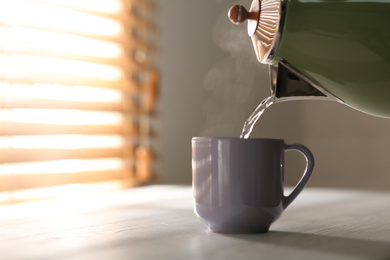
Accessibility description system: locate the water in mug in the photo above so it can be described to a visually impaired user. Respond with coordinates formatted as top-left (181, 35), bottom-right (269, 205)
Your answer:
top-left (240, 95), bottom-right (276, 139)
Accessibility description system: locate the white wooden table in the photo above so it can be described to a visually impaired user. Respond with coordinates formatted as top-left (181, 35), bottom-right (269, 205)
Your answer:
top-left (1, 185), bottom-right (390, 260)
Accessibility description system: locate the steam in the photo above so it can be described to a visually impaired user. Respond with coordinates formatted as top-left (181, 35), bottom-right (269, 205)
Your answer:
top-left (201, 0), bottom-right (268, 137)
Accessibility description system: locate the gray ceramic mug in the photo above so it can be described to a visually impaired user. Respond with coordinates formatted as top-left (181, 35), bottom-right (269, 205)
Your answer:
top-left (192, 137), bottom-right (314, 233)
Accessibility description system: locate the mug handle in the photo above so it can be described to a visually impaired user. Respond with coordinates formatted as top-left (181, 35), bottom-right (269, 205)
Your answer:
top-left (282, 144), bottom-right (315, 209)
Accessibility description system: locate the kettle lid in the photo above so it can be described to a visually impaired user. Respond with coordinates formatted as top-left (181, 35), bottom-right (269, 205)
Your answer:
top-left (228, 0), bottom-right (281, 63)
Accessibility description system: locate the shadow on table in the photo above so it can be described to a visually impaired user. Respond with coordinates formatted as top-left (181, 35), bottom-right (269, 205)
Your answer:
top-left (221, 231), bottom-right (390, 259)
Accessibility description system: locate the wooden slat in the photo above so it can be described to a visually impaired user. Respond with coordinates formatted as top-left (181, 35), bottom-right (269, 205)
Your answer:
top-left (0, 40), bottom-right (140, 69)
top-left (0, 98), bottom-right (134, 111)
top-left (0, 55), bottom-right (126, 80)
top-left (0, 25), bottom-right (127, 61)
top-left (0, 66), bottom-right (142, 92)
top-left (1, 70), bottom-right (129, 90)
top-left (0, 123), bottom-right (132, 135)
top-left (0, 0), bottom-right (125, 40)
top-left (0, 49), bottom-right (131, 69)
top-left (0, 169), bottom-right (132, 190)
top-left (31, 0), bottom-right (125, 17)
top-left (0, 147), bottom-right (133, 163)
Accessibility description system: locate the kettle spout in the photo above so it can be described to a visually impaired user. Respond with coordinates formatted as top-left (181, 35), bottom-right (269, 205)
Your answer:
top-left (270, 60), bottom-right (343, 103)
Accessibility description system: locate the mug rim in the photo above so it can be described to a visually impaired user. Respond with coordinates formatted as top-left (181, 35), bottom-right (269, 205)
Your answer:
top-left (192, 137), bottom-right (284, 142)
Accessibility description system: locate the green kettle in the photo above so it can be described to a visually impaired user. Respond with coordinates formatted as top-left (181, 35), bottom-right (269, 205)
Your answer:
top-left (228, 0), bottom-right (390, 118)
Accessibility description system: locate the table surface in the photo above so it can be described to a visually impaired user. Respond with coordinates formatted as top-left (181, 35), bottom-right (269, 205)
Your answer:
top-left (1, 185), bottom-right (390, 260)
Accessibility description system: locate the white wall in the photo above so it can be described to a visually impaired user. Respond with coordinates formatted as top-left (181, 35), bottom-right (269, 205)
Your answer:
top-left (157, 0), bottom-right (390, 190)
top-left (157, 0), bottom-right (305, 184)
top-left (157, 0), bottom-right (226, 184)
top-left (299, 101), bottom-right (390, 190)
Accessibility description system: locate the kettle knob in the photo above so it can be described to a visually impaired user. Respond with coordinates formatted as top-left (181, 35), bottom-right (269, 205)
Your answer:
top-left (228, 4), bottom-right (259, 24)
top-left (228, 0), bottom-right (281, 63)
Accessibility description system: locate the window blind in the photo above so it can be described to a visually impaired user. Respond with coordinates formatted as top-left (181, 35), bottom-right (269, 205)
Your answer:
top-left (0, 0), bottom-right (158, 202)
